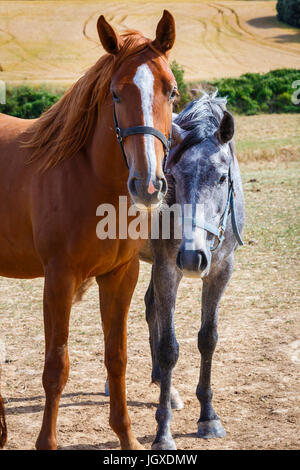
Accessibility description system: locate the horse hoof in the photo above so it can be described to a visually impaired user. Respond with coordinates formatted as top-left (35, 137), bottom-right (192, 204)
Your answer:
top-left (121, 439), bottom-right (145, 450)
top-left (197, 419), bottom-right (226, 439)
top-left (170, 386), bottom-right (184, 410)
top-left (152, 438), bottom-right (177, 450)
top-left (130, 440), bottom-right (145, 450)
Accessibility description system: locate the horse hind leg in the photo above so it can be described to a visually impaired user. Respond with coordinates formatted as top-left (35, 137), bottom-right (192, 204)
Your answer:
top-left (36, 263), bottom-right (76, 450)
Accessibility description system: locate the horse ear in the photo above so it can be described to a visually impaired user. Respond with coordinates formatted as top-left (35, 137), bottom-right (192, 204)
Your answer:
top-left (97, 15), bottom-right (124, 55)
top-left (165, 123), bottom-right (186, 170)
top-left (153, 10), bottom-right (176, 54)
top-left (171, 122), bottom-right (185, 147)
top-left (216, 111), bottom-right (235, 145)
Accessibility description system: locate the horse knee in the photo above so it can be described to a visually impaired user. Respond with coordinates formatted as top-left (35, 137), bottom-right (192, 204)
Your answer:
top-left (158, 335), bottom-right (179, 370)
top-left (198, 326), bottom-right (218, 356)
top-left (43, 348), bottom-right (69, 394)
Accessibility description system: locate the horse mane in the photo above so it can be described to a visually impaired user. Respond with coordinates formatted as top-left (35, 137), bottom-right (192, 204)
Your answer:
top-left (22, 30), bottom-right (154, 171)
top-left (172, 92), bottom-right (228, 165)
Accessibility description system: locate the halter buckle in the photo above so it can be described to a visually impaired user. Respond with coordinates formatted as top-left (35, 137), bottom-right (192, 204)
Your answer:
top-left (116, 127), bottom-right (122, 143)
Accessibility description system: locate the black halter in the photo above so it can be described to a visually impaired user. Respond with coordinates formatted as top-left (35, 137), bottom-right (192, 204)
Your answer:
top-left (113, 98), bottom-right (172, 171)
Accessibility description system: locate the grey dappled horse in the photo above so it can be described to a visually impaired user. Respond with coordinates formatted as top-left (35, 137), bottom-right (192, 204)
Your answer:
top-left (77, 93), bottom-right (245, 450)
top-left (139, 92), bottom-right (245, 449)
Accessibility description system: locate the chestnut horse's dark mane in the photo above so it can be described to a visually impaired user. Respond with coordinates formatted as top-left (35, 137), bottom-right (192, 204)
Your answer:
top-left (23, 30), bottom-right (155, 171)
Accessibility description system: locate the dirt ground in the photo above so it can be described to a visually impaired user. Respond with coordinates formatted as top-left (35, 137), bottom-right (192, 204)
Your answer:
top-left (0, 160), bottom-right (299, 450)
top-left (0, 1), bottom-right (300, 83)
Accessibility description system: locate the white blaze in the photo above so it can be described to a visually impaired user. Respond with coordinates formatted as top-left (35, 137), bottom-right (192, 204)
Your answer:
top-left (133, 64), bottom-right (156, 186)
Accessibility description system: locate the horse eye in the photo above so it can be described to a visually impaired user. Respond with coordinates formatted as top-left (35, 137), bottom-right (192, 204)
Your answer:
top-left (219, 174), bottom-right (227, 184)
top-left (112, 92), bottom-right (120, 103)
top-left (170, 87), bottom-right (179, 101)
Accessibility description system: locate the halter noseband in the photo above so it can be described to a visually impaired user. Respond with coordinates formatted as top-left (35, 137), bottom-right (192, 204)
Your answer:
top-left (113, 98), bottom-right (172, 171)
top-left (184, 166), bottom-right (244, 251)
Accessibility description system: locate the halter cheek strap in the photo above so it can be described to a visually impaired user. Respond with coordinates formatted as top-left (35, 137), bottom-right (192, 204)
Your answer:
top-left (113, 99), bottom-right (172, 171)
top-left (184, 166), bottom-right (244, 251)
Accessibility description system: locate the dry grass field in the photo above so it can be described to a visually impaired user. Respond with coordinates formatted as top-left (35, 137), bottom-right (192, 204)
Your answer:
top-left (0, 0), bottom-right (300, 84)
top-left (235, 113), bottom-right (300, 163)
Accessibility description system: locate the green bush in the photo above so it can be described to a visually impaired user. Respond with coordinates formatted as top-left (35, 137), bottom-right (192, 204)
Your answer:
top-left (0, 86), bottom-right (61, 119)
top-left (171, 60), bottom-right (190, 112)
top-left (1, 68), bottom-right (299, 118)
top-left (211, 69), bottom-right (300, 114)
top-left (277, 0), bottom-right (300, 28)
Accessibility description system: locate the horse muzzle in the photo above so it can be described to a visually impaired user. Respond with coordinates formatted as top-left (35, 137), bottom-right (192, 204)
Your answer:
top-left (128, 175), bottom-right (168, 209)
top-left (176, 247), bottom-right (210, 278)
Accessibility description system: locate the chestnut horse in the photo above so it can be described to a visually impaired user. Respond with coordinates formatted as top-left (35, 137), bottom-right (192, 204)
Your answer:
top-left (0, 11), bottom-right (176, 449)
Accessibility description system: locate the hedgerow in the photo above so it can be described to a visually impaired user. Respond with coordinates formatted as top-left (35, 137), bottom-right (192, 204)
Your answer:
top-left (0, 68), bottom-right (299, 118)
top-left (211, 69), bottom-right (300, 115)
top-left (0, 86), bottom-right (62, 119)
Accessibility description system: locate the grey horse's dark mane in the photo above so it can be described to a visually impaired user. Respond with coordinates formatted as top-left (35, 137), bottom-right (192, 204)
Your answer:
top-left (173, 91), bottom-right (228, 164)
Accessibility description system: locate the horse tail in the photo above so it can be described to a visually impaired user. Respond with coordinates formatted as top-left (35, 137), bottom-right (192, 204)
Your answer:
top-left (0, 392), bottom-right (7, 448)
top-left (73, 277), bottom-right (95, 304)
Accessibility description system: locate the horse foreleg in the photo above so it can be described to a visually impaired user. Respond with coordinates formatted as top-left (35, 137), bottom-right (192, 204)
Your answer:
top-left (145, 268), bottom-right (183, 410)
top-left (36, 263), bottom-right (77, 450)
top-left (150, 261), bottom-right (181, 450)
top-left (196, 255), bottom-right (234, 439)
top-left (97, 256), bottom-right (143, 450)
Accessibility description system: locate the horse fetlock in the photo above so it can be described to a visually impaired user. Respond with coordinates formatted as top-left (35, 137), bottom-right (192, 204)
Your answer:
top-left (155, 406), bottom-right (172, 425)
top-left (196, 383), bottom-right (213, 399)
top-left (109, 413), bottom-right (131, 437)
top-left (36, 433), bottom-right (57, 450)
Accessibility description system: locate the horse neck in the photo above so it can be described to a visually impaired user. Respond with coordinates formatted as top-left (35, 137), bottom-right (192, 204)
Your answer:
top-left (86, 97), bottom-right (129, 191)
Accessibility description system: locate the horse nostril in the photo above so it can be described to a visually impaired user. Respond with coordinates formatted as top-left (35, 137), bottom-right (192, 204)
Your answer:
top-left (128, 177), bottom-right (138, 197)
top-left (153, 176), bottom-right (167, 196)
top-left (196, 250), bottom-right (208, 271)
top-left (176, 250), bottom-right (183, 270)
top-left (160, 176), bottom-right (168, 196)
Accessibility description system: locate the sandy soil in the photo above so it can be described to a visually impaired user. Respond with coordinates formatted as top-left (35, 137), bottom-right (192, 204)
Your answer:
top-left (0, 1), bottom-right (299, 83)
top-left (0, 161), bottom-right (299, 450)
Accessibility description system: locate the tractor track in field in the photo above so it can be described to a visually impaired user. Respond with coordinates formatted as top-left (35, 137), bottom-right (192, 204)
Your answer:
top-left (210, 2), bottom-right (300, 57)
top-left (83, 11), bottom-right (129, 46)
top-left (0, 13), bottom-right (63, 74)
top-left (205, 5), bottom-right (245, 67)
